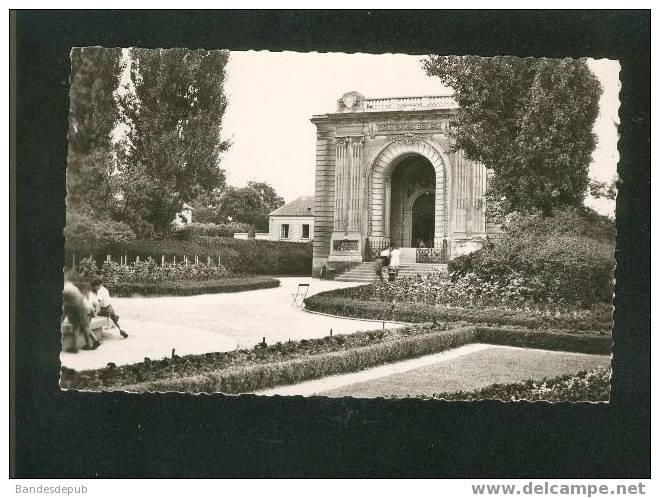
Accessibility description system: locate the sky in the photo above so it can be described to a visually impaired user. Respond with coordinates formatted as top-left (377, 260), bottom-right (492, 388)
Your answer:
top-left (220, 51), bottom-right (620, 216)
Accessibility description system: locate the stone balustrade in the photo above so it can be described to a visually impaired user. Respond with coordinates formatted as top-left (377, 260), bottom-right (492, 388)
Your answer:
top-left (361, 95), bottom-right (458, 112)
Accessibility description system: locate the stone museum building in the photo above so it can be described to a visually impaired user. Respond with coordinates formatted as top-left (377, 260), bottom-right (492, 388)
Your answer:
top-left (311, 92), bottom-right (498, 275)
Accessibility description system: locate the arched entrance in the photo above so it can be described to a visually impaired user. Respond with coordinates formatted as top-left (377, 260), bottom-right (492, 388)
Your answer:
top-left (388, 154), bottom-right (435, 248)
top-left (368, 139), bottom-right (449, 250)
top-left (411, 192), bottom-right (435, 247)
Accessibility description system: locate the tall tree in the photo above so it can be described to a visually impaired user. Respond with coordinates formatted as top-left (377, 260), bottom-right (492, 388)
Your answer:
top-left (218, 186), bottom-right (270, 230)
top-left (423, 56), bottom-right (602, 216)
top-left (66, 47), bottom-right (122, 214)
top-left (117, 48), bottom-right (229, 234)
top-left (247, 181), bottom-right (285, 212)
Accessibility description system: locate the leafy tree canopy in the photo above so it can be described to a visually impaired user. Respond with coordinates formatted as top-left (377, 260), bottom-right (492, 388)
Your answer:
top-left (247, 181), bottom-right (285, 213)
top-left (423, 56), bottom-right (602, 216)
top-left (116, 48), bottom-right (230, 234)
top-left (67, 47), bottom-right (121, 215)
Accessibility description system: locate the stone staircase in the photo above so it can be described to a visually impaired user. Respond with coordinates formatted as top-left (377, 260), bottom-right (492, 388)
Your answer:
top-left (334, 262), bottom-right (380, 283)
top-left (334, 260), bottom-right (448, 283)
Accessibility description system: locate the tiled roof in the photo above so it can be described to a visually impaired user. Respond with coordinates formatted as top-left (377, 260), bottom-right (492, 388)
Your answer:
top-left (269, 196), bottom-right (315, 217)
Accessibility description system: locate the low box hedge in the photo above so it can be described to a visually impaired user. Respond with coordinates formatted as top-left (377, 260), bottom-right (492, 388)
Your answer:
top-left (61, 322), bottom-right (611, 394)
top-left (303, 292), bottom-right (612, 332)
top-left (117, 327), bottom-right (480, 394)
top-left (106, 276), bottom-right (280, 297)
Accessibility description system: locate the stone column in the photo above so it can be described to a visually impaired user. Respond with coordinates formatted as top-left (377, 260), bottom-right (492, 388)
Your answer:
top-left (333, 137), bottom-right (349, 231)
top-left (383, 177), bottom-right (391, 237)
top-left (348, 136), bottom-right (365, 233)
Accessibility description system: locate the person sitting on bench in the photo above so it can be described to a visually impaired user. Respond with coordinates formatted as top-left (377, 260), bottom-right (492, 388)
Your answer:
top-left (90, 277), bottom-right (128, 338)
top-left (62, 281), bottom-right (99, 351)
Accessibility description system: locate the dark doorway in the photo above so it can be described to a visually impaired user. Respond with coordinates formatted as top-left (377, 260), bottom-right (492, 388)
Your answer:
top-left (412, 192), bottom-right (435, 247)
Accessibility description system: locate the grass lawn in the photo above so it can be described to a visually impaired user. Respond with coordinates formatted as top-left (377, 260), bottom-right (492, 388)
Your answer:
top-left (318, 346), bottom-right (611, 398)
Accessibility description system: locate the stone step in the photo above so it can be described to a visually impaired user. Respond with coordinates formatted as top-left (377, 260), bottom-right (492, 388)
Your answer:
top-left (334, 261), bottom-right (447, 282)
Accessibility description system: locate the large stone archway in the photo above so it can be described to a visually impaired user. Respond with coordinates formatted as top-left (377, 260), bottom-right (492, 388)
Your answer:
top-left (368, 139), bottom-right (449, 249)
top-left (309, 92), bottom-right (492, 275)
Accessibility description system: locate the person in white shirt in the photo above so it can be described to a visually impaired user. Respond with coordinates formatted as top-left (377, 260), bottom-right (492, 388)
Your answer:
top-left (91, 277), bottom-right (128, 338)
top-left (389, 244), bottom-right (401, 270)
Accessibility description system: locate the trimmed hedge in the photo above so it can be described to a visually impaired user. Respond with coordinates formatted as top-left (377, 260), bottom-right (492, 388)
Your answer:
top-left (61, 323), bottom-right (611, 393)
top-left (65, 237), bottom-right (312, 276)
top-left (424, 367), bottom-right (611, 402)
top-left (303, 290), bottom-right (612, 332)
top-left (474, 327), bottom-right (612, 355)
top-left (116, 328), bottom-right (479, 393)
top-left (173, 222), bottom-right (252, 239)
top-left (106, 277), bottom-right (280, 297)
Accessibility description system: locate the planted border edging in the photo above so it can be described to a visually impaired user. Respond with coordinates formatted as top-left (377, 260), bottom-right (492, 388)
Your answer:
top-left (108, 276), bottom-right (280, 297)
top-left (109, 327), bottom-right (480, 393)
top-left (475, 327), bottom-right (612, 355)
top-left (303, 292), bottom-right (612, 331)
top-left (100, 326), bottom-right (611, 394)
top-left (424, 367), bottom-right (611, 402)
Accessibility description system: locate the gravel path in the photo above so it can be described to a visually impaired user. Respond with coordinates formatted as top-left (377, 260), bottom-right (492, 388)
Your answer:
top-left (60, 277), bottom-right (404, 371)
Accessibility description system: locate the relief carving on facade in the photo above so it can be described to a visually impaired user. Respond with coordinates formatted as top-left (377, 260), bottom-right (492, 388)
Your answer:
top-left (387, 133), bottom-right (432, 144)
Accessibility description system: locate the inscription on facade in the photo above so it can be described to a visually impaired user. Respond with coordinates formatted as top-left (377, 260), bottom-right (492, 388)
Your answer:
top-left (377, 121), bottom-right (448, 132)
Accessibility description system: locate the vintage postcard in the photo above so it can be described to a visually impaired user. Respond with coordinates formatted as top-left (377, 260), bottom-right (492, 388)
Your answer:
top-left (59, 49), bottom-right (618, 401)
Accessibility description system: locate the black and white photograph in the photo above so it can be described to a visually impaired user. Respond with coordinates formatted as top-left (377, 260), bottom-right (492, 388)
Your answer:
top-left (58, 48), bottom-right (618, 401)
top-left (10, 9), bottom-right (650, 483)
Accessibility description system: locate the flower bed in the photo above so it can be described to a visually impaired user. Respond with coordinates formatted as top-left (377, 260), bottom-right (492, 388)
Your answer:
top-left (303, 290), bottom-right (612, 332)
top-left (100, 259), bottom-right (230, 284)
top-left (65, 237), bottom-right (312, 276)
top-left (342, 271), bottom-right (611, 311)
top-left (424, 367), bottom-right (611, 402)
top-left (60, 323), bottom-right (611, 393)
top-left (106, 276), bottom-right (280, 297)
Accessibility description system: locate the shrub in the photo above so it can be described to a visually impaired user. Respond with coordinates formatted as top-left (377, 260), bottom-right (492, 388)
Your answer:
top-left (426, 367), bottom-right (611, 402)
top-left (448, 207), bottom-right (615, 307)
top-left (65, 210), bottom-right (136, 248)
top-left (107, 277), bottom-right (280, 297)
top-left (303, 290), bottom-right (612, 332)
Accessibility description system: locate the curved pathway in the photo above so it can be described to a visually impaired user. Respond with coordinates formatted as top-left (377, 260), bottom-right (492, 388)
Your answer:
top-left (60, 277), bottom-right (403, 371)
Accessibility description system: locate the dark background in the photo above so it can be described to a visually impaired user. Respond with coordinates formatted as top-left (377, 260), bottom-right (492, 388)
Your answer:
top-left (11, 10), bottom-right (650, 478)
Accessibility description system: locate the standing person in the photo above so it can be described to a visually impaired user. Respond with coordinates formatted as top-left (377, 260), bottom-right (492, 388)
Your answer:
top-left (90, 277), bottom-right (128, 338)
top-left (376, 244), bottom-right (392, 282)
top-left (389, 243), bottom-right (401, 281)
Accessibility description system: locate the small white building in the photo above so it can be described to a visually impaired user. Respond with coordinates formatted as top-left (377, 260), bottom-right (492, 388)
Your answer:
top-left (268, 196), bottom-right (315, 242)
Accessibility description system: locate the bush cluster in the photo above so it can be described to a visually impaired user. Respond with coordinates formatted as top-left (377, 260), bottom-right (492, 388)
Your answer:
top-left (65, 210), bottom-right (137, 248)
top-left (61, 323), bottom-right (611, 393)
top-left (106, 277), bottom-right (280, 297)
top-left (65, 237), bottom-right (312, 275)
top-left (449, 208), bottom-right (615, 307)
top-left (304, 290), bottom-right (612, 332)
top-left (426, 367), bottom-right (611, 402)
top-left (365, 272), bottom-right (552, 309)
